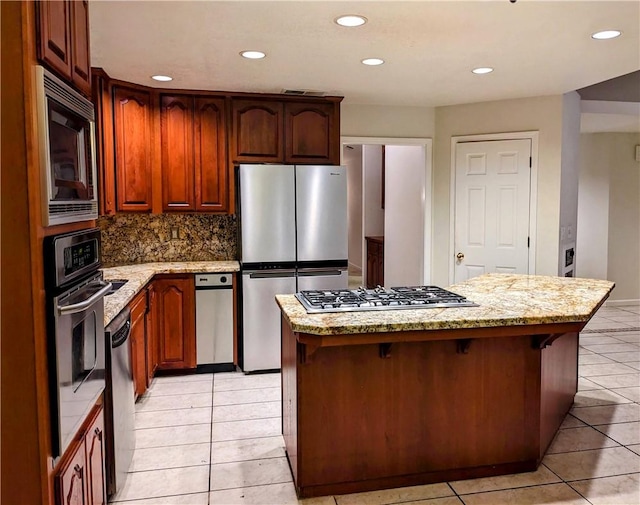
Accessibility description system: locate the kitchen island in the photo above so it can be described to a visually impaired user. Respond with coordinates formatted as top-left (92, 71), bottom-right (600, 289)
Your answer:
top-left (275, 274), bottom-right (615, 498)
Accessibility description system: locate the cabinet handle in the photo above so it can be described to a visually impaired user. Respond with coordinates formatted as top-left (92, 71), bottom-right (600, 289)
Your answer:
top-left (73, 464), bottom-right (83, 479)
top-left (94, 427), bottom-right (102, 440)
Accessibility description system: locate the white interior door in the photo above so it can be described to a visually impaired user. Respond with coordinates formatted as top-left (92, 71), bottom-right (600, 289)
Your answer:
top-left (454, 139), bottom-right (531, 283)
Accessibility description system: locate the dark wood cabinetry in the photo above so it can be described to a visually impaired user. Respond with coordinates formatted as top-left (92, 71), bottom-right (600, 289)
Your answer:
top-left (37, 0), bottom-right (91, 97)
top-left (154, 276), bottom-right (196, 370)
top-left (230, 98), bottom-right (341, 165)
top-left (55, 404), bottom-right (105, 505)
top-left (160, 95), bottom-right (228, 212)
top-left (366, 236), bottom-right (384, 288)
top-left (284, 101), bottom-right (339, 164)
top-left (146, 283), bottom-right (158, 382)
top-left (129, 290), bottom-right (148, 397)
top-left (85, 408), bottom-right (106, 505)
top-left (231, 100), bottom-right (284, 163)
top-left (93, 69), bottom-right (343, 215)
top-left (113, 86), bottom-right (154, 212)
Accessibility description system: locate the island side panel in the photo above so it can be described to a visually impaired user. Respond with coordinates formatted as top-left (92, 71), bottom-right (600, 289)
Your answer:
top-left (293, 334), bottom-right (541, 497)
top-left (539, 331), bottom-right (579, 459)
top-left (281, 315), bottom-right (299, 483)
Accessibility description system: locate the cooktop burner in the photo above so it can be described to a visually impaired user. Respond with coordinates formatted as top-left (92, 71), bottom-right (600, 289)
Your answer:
top-left (295, 286), bottom-right (478, 313)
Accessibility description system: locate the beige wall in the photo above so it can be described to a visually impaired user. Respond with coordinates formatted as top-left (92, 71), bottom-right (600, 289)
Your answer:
top-left (434, 95), bottom-right (565, 285)
top-left (578, 133), bottom-right (640, 302)
top-left (341, 103), bottom-right (435, 138)
top-left (607, 132), bottom-right (640, 301)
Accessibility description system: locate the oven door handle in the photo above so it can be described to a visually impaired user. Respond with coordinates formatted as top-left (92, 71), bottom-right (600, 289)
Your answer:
top-left (57, 281), bottom-right (112, 315)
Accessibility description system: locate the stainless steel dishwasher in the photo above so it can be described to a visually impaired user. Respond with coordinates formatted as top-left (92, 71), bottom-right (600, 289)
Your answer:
top-left (104, 307), bottom-right (135, 497)
top-left (195, 273), bottom-right (235, 372)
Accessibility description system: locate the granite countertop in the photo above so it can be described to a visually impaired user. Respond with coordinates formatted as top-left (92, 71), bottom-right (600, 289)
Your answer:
top-left (275, 273), bottom-right (615, 336)
top-left (102, 261), bottom-right (239, 326)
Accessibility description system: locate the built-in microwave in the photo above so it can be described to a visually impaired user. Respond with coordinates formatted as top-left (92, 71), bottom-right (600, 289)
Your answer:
top-left (34, 65), bottom-right (98, 226)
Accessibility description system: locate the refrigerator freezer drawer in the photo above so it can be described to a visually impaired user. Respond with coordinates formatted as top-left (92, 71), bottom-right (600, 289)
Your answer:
top-left (297, 269), bottom-right (349, 292)
top-left (241, 270), bottom-right (296, 372)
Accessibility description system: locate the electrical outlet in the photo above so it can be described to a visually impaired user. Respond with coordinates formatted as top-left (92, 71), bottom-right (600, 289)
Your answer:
top-left (170, 227), bottom-right (179, 240)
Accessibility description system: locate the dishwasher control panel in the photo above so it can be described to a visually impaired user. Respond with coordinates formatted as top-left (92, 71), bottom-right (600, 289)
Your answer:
top-left (195, 273), bottom-right (231, 287)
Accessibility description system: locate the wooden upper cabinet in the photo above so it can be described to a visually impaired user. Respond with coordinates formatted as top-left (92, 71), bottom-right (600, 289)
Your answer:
top-left (231, 100), bottom-right (284, 163)
top-left (285, 101), bottom-right (339, 165)
top-left (113, 86), bottom-right (153, 212)
top-left (161, 95), bottom-right (195, 211)
top-left (195, 97), bottom-right (228, 211)
top-left (37, 0), bottom-right (91, 97)
top-left (70, 1), bottom-right (91, 96)
top-left (160, 95), bottom-right (229, 212)
top-left (92, 70), bottom-right (116, 216)
top-left (37, 1), bottom-right (72, 80)
top-left (155, 276), bottom-right (196, 370)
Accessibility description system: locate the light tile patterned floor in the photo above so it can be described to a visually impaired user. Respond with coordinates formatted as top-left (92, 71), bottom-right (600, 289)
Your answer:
top-left (109, 304), bottom-right (640, 505)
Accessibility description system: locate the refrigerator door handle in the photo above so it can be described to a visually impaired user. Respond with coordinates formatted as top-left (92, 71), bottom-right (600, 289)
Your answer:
top-left (247, 270), bottom-right (296, 279)
top-left (298, 269), bottom-right (344, 277)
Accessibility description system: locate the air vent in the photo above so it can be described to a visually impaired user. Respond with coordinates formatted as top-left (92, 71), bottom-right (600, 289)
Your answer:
top-left (281, 89), bottom-right (327, 97)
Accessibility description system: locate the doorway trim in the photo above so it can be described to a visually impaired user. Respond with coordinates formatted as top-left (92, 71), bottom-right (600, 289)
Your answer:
top-left (449, 131), bottom-right (539, 284)
top-left (341, 136), bottom-right (433, 284)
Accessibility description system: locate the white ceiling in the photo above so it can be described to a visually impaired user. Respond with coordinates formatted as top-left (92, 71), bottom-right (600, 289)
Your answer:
top-left (90, 1), bottom-right (640, 114)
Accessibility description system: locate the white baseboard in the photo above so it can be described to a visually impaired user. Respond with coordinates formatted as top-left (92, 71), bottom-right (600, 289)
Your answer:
top-left (604, 299), bottom-right (640, 307)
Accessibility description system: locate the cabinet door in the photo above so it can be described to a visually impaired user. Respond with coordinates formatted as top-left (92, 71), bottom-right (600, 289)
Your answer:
top-left (56, 439), bottom-right (87, 505)
top-left (113, 86), bottom-right (153, 212)
top-left (85, 408), bottom-right (106, 505)
top-left (161, 95), bottom-right (195, 211)
top-left (231, 100), bottom-right (284, 163)
top-left (155, 276), bottom-right (196, 370)
top-left (37, 0), bottom-right (72, 80)
top-left (285, 102), bottom-right (338, 165)
top-left (70, 0), bottom-right (91, 96)
top-left (129, 290), bottom-right (148, 397)
top-left (92, 70), bottom-right (116, 216)
top-left (195, 97), bottom-right (228, 211)
top-left (146, 284), bottom-right (158, 384)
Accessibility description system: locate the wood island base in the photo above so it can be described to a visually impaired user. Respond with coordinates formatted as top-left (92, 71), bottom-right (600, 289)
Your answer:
top-left (281, 318), bottom-right (580, 498)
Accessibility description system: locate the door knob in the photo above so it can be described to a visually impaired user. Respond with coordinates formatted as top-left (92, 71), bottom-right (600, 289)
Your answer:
top-left (456, 252), bottom-right (465, 261)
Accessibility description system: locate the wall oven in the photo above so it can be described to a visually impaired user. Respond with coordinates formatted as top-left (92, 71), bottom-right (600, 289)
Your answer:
top-left (45, 228), bottom-right (111, 458)
top-left (34, 65), bottom-right (98, 226)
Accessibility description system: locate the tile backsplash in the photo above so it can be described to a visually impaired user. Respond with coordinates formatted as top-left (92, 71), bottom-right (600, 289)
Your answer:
top-left (98, 214), bottom-right (237, 266)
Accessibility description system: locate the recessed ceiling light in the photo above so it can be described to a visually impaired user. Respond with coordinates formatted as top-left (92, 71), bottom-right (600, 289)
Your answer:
top-left (240, 50), bottom-right (266, 59)
top-left (591, 30), bottom-right (621, 40)
top-left (362, 58), bottom-right (384, 66)
top-left (151, 75), bottom-right (173, 82)
top-left (472, 67), bottom-right (494, 75)
top-left (335, 15), bottom-right (367, 27)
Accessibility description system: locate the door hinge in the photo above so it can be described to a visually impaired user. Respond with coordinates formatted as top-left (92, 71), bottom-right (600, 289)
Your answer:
top-left (527, 237), bottom-right (530, 248)
top-left (529, 157), bottom-right (532, 168)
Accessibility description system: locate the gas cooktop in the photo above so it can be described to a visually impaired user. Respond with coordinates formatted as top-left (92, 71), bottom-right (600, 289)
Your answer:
top-left (295, 286), bottom-right (478, 313)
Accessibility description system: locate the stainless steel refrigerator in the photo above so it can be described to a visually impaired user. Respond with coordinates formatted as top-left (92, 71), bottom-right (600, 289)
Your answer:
top-left (238, 164), bottom-right (348, 372)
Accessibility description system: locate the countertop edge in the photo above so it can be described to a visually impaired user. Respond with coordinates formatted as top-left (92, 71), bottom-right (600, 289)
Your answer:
top-left (102, 261), bottom-right (239, 326)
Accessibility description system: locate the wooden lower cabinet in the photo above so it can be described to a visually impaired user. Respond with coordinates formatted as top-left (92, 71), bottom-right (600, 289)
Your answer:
top-left (56, 403), bottom-right (105, 505)
top-left (146, 282), bottom-right (158, 382)
top-left (154, 275), bottom-right (196, 370)
top-left (129, 289), bottom-right (148, 397)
